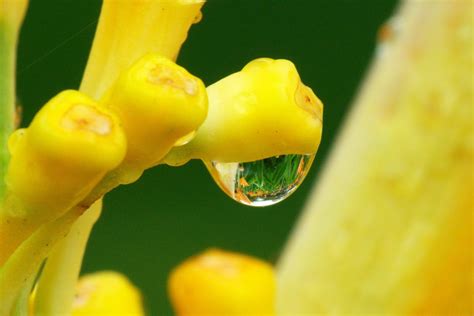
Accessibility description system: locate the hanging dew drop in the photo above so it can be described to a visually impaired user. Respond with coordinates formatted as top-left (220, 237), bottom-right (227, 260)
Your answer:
top-left (205, 154), bottom-right (315, 207)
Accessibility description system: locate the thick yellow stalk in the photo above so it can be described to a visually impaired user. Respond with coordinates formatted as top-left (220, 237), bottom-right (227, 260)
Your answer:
top-left (0, 0), bottom-right (28, 200)
top-left (277, 0), bottom-right (473, 314)
top-left (80, 0), bottom-right (204, 99)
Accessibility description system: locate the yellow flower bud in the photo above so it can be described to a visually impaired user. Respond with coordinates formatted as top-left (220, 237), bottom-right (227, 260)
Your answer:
top-left (0, 91), bottom-right (126, 265)
top-left (30, 271), bottom-right (144, 316)
top-left (103, 53), bottom-right (208, 173)
top-left (165, 58), bottom-right (323, 165)
top-left (71, 271), bottom-right (145, 316)
top-left (4, 90), bottom-right (126, 219)
top-left (168, 249), bottom-right (275, 316)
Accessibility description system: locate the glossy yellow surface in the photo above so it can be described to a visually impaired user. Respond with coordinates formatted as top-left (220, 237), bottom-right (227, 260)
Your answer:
top-left (165, 58), bottom-right (323, 165)
top-left (169, 249), bottom-right (275, 316)
top-left (81, 0), bottom-right (205, 99)
top-left (104, 54), bottom-right (208, 172)
top-left (6, 90), bottom-right (126, 216)
top-left (0, 91), bottom-right (126, 265)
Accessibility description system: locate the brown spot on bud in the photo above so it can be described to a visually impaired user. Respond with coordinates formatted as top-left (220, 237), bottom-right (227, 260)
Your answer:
top-left (61, 104), bottom-right (112, 136)
top-left (147, 65), bottom-right (198, 96)
top-left (294, 82), bottom-right (323, 122)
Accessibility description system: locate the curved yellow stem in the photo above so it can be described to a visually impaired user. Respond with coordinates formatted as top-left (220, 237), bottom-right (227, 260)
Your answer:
top-left (0, 202), bottom-right (93, 316)
top-left (33, 203), bottom-right (101, 316)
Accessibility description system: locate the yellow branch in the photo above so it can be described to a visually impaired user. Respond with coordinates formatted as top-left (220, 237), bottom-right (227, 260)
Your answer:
top-left (81, 0), bottom-right (205, 99)
top-left (277, 0), bottom-right (473, 314)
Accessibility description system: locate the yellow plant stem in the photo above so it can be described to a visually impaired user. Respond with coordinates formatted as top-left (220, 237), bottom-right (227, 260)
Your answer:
top-left (0, 0), bottom-right (28, 200)
top-left (11, 272), bottom-right (35, 316)
top-left (0, 24), bottom-right (15, 200)
top-left (33, 204), bottom-right (101, 316)
top-left (0, 202), bottom-right (97, 316)
top-left (33, 1), bottom-right (205, 315)
top-left (81, 0), bottom-right (205, 99)
top-left (277, 0), bottom-right (473, 314)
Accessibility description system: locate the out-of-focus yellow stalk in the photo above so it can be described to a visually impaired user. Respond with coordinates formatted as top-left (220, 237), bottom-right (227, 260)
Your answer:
top-left (81, 0), bottom-right (205, 99)
top-left (0, 0), bottom-right (28, 200)
top-left (277, 0), bottom-right (473, 314)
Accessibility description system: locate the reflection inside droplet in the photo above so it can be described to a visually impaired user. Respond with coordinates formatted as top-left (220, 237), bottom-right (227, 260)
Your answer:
top-left (205, 154), bottom-right (315, 207)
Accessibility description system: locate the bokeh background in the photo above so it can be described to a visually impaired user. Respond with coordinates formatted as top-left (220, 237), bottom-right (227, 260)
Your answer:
top-left (17, 0), bottom-right (397, 314)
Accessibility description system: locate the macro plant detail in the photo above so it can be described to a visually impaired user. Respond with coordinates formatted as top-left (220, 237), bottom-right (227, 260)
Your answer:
top-left (1, 0), bottom-right (473, 315)
top-left (1, 0), bottom-right (322, 314)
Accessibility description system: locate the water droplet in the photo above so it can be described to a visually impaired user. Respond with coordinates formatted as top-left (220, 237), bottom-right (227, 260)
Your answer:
top-left (205, 154), bottom-right (315, 207)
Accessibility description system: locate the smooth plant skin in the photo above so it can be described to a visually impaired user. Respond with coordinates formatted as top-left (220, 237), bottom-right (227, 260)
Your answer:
top-left (277, 0), bottom-right (473, 314)
top-left (81, 0), bottom-right (205, 99)
top-left (0, 90), bottom-right (127, 266)
top-left (0, 0), bottom-right (324, 314)
top-left (72, 54), bottom-right (209, 207)
top-left (70, 272), bottom-right (144, 316)
top-left (0, 0), bottom-right (29, 200)
top-left (32, 202), bottom-right (101, 316)
top-left (165, 58), bottom-right (323, 165)
top-left (0, 201), bottom-right (90, 315)
top-left (104, 54), bottom-right (208, 179)
top-left (169, 249), bottom-right (275, 316)
top-left (30, 271), bottom-right (144, 316)
top-left (33, 2), bottom-right (208, 314)
top-left (30, 2), bottom-right (206, 313)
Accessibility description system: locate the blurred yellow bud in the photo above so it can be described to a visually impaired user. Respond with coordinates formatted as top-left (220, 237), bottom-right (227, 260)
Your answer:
top-left (168, 248), bottom-right (275, 316)
top-left (71, 271), bottom-right (145, 316)
top-left (29, 271), bottom-right (145, 316)
top-left (104, 53), bottom-right (208, 173)
top-left (165, 58), bottom-right (323, 165)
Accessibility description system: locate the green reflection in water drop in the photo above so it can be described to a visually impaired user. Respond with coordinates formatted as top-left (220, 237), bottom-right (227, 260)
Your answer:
top-left (205, 154), bottom-right (315, 207)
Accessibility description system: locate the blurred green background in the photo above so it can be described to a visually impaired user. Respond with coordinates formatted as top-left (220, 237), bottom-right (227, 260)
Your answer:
top-left (17, 0), bottom-right (397, 314)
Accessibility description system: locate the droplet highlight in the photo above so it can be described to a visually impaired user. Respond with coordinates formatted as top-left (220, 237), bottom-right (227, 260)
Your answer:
top-left (206, 154), bottom-right (315, 207)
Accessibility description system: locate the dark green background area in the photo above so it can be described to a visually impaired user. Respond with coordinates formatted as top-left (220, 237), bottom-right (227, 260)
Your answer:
top-left (17, 1), bottom-right (397, 314)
